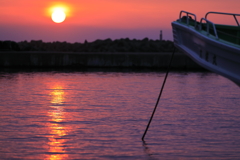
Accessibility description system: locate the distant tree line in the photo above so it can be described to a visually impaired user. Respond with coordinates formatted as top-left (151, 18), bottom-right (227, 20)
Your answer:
top-left (0, 38), bottom-right (174, 52)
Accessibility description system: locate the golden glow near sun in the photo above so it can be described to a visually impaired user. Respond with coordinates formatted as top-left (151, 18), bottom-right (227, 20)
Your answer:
top-left (47, 3), bottom-right (72, 24)
top-left (51, 8), bottom-right (66, 23)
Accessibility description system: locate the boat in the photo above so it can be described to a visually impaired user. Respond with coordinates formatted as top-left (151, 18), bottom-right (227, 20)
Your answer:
top-left (172, 10), bottom-right (240, 86)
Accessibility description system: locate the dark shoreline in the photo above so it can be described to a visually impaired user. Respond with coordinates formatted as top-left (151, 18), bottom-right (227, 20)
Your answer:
top-left (0, 51), bottom-right (204, 70)
top-left (0, 38), bottom-right (174, 52)
top-left (0, 39), bottom-right (204, 70)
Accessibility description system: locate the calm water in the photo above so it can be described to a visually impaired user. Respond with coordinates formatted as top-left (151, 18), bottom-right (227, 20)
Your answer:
top-left (0, 70), bottom-right (239, 160)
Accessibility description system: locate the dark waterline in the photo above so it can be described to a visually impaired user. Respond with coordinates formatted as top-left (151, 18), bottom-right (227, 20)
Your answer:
top-left (0, 69), bottom-right (239, 160)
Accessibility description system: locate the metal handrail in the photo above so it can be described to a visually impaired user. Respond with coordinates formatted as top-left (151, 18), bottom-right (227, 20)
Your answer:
top-left (179, 10), bottom-right (197, 27)
top-left (205, 12), bottom-right (240, 26)
top-left (200, 18), bottom-right (219, 39)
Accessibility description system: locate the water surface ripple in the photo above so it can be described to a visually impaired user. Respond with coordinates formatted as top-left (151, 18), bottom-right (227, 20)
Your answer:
top-left (0, 71), bottom-right (239, 159)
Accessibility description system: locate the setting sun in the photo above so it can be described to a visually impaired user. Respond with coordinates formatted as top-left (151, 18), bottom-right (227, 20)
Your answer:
top-left (51, 8), bottom-right (66, 23)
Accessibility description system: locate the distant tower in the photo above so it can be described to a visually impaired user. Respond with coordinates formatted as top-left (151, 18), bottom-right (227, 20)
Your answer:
top-left (160, 30), bottom-right (163, 41)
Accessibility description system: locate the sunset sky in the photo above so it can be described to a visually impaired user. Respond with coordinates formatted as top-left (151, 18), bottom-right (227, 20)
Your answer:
top-left (1, 0), bottom-right (240, 43)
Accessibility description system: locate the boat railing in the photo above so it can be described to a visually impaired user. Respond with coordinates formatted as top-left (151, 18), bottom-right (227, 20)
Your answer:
top-left (200, 18), bottom-right (219, 39)
top-left (204, 12), bottom-right (240, 44)
top-left (177, 11), bottom-right (240, 44)
top-left (205, 12), bottom-right (240, 26)
top-left (179, 10), bottom-right (197, 27)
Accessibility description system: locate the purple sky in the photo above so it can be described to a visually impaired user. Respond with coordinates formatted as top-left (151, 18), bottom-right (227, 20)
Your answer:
top-left (1, 0), bottom-right (239, 43)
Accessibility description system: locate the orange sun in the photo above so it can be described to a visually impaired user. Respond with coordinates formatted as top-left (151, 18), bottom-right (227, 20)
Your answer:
top-left (51, 8), bottom-right (66, 23)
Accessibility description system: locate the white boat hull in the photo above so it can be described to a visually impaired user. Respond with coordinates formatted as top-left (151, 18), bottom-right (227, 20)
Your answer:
top-left (172, 21), bottom-right (240, 86)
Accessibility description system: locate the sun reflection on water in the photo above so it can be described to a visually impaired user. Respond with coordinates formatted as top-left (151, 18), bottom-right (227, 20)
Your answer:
top-left (46, 85), bottom-right (69, 160)
top-left (50, 86), bottom-right (65, 105)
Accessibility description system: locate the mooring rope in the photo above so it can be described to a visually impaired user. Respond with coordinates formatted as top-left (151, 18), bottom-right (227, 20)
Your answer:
top-left (142, 47), bottom-right (176, 141)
